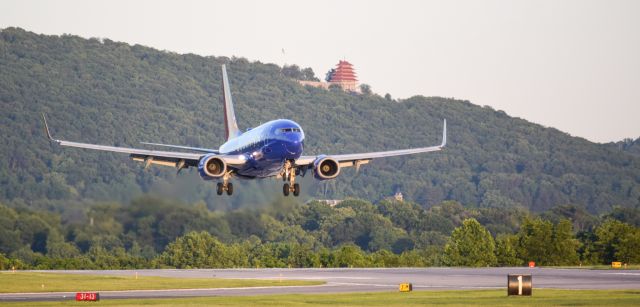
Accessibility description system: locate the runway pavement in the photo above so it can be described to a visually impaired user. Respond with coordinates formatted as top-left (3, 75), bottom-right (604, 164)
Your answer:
top-left (1, 267), bottom-right (639, 302)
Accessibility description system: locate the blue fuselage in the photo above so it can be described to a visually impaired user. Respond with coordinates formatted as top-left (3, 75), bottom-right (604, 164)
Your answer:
top-left (218, 119), bottom-right (304, 178)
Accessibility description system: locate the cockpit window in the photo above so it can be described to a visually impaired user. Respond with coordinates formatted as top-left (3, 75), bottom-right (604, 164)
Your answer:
top-left (280, 128), bottom-right (301, 133)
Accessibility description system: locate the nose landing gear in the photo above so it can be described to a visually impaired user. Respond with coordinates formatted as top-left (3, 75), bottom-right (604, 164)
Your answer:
top-left (281, 160), bottom-right (300, 197)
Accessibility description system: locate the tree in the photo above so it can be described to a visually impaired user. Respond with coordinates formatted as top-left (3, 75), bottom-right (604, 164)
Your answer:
top-left (541, 204), bottom-right (597, 232)
top-left (248, 242), bottom-right (287, 268)
top-left (495, 234), bottom-right (520, 266)
top-left (0, 252), bottom-right (24, 270)
top-left (325, 69), bottom-right (335, 82)
top-left (332, 244), bottom-right (368, 267)
top-left (376, 200), bottom-right (422, 232)
top-left (398, 249), bottom-right (426, 267)
top-left (328, 83), bottom-right (342, 92)
top-left (282, 65), bottom-right (318, 81)
top-left (548, 219), bottom-right (579, 265)
top-left (515, 217), bottom-right (553, 265)
top-left (158, 231), bottom-right (232, 268)
top-left (0, 253), bottom-right (10, 270)
top-left (282, 64), bottom-right (302, 79)
top-left (443, 218), bottom-right (496, 266)
top-left (359, 84), bottom-right (372, 95)
top-left (370, 249), bottom-right (399, 267)
top-left (301, 67), bottom-right (319, 81)
top-left (604, 206), bottom-right (640, 227)
top-left (287, 243), bottom-right (320, 268)
top-left (595, 220), bottom-right (640, 264)
top-left (515, 218), bottom-right (579, 266)
top-left (47, 241), bottom-right (81, 258)
top-left (0, 204), bottom-right (21, 254)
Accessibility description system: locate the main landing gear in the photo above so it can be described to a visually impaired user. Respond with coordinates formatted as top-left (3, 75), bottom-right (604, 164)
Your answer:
top-left (216, 182), bottom-right (233, 195)
top-left (216, 171), bottom-right (233, 196)
top-left (282, 182), bottom-right (300, 197)
top-left (281, 160), bottom-right (300, 197)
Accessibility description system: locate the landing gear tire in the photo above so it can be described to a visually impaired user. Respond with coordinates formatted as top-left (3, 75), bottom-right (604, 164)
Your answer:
top-left (283, 183), bottom-right (290, 196)
top-left (293, 183), bottom-right (300, 197)
top-left (226, 183), bottom-right (233, 196)
top-left (216, 182), bottom-right (223, 195)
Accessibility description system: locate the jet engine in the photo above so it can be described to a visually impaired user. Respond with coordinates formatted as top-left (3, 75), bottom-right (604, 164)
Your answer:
top-left (198, 155), bottom-right (227, 178)
top-left (313, 156), bottom-right (340, 180)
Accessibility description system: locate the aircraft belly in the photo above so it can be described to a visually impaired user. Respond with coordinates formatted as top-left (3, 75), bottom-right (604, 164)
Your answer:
top-left (236, 158), bottom-right (282, 178)
top-left (231, 137), bottom-right (302, 178)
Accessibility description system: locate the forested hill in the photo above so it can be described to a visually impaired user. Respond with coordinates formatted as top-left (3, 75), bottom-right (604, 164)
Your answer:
top-left (1, 27), bottom-right (639, 213)
top-left (607, 138), bottom-right (640, 157)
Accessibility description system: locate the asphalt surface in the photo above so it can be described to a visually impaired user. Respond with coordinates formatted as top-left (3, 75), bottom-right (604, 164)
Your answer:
top-left (1, 267), bottom-right (639, 302)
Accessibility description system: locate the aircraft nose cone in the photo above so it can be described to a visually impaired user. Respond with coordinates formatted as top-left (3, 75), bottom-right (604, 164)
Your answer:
top-left (285, 140), bottom-right (303, 157)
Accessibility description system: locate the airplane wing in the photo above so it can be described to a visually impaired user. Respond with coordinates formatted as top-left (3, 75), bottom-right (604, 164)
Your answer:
top-left (42, 114), bottom-right (246, 170)
top-left (295, 119), bottom-right (446, 170)
top-left (140, 142), bottom-right (219, 154)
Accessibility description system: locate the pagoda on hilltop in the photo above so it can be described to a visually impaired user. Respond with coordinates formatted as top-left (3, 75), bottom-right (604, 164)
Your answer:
top-left (296, 60), bottom-right (362, 93)
top-left (327, 60), bottom-right (359, 92)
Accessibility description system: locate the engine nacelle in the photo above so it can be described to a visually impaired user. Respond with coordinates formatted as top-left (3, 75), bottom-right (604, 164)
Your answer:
top-left (198, 155), bottom-right (227, 179)
top-left (313, 156), bottom-right (340, 180)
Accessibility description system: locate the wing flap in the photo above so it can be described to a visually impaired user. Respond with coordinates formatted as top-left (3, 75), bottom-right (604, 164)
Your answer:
top-left (330, 144), bottom-right (443, 162)
top-left (57, 140), bottom-right (203, 160)
top-left (141, 142), bottom-right (219, 153)
top-left (56, 140), bottom-right (249, 167)
top-left (131, 155), bottom-right (194, 168)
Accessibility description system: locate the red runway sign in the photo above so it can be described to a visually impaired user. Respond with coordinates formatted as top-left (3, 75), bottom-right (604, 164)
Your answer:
top-left (75, 292), bottom-right (100, 301)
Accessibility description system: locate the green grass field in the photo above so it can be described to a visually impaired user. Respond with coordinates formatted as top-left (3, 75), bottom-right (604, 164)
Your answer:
top-left (2, 289), bottom-right (639, 306)
top-left (0, 272), bottom-right (322, 293)
top-left (2, 272), bottom-right (639, 306)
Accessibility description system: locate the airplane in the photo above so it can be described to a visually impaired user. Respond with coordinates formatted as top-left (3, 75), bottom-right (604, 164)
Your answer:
top-left (42, 65), bottom-right (446, 197)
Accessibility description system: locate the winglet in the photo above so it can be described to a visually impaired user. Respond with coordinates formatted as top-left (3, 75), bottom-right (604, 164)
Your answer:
top-left (41, 113), bottom-right (55, 141)
top-left (221, 64), bottom-right (241, 141)
top-left (440, 119), bottom-right (447, 148)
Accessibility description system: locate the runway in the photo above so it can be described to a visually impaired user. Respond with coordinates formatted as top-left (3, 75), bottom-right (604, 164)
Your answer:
top-left (1, 267), bottom-right (639, 302)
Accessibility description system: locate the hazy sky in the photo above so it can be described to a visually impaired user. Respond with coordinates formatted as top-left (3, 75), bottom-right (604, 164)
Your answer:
top-left (2, 0), bottom-right (639, 142)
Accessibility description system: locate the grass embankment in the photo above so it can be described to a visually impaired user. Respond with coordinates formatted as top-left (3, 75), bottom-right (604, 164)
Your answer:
top-left (3, 289), bottom-right (640, 306)
top-left (0, 272), bottom-right (322, 293)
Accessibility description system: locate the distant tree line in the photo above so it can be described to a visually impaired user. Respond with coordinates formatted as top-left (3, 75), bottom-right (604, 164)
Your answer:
top-left (1, 197), bottom-right (639, 270)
